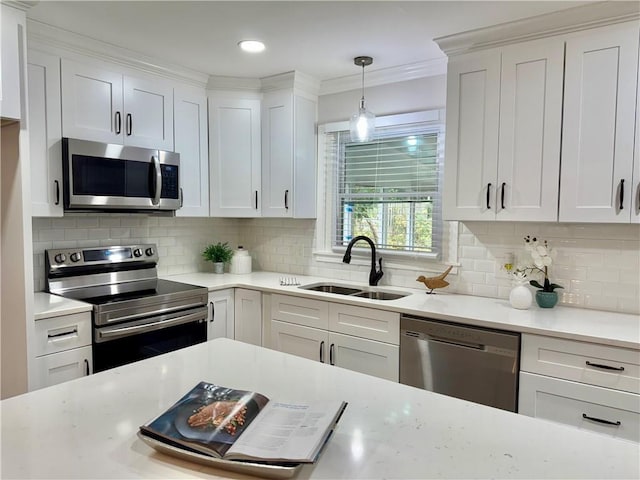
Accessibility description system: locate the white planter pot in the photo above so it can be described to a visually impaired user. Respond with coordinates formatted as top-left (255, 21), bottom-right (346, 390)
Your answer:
top-left (509, 283), bottom-right (532, 310)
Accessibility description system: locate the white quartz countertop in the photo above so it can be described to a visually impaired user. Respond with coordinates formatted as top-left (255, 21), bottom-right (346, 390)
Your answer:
top-left (2, 338), bottom-right (638, 479)
top-left (33, 291), bottom-right (93, 320)
top-left (34, 271), bottom-right (640, 349)
top-left (164, 271), bottom-right (640, 350)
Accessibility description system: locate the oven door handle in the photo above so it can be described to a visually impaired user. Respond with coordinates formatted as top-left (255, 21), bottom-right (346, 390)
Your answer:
top-left (96, 309), bottom-right (205, 342)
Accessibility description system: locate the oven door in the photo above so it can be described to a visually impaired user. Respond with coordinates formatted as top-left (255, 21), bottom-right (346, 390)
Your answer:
top-left (92, 306), bottom-right (207, 372)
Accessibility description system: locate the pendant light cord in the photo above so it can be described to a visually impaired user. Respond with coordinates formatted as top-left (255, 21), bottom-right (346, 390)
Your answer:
top-left (360, 62), bottom-right (366, 109)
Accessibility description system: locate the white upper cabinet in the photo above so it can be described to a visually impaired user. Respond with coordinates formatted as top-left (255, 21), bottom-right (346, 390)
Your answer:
top-left (61, 58), bottom-right (173, 150)
top-left (0, 4), bottom-right (25, 120)
top-left (443, 37), bottom-right (564, 222)
top-left (634, 44), bottom-right (640, 224)
top-left (443, 50), bottom-right (501, 221)
top-left (174, 86), bottom-right (209, 217)
top-left (559, 22), bottom-right (640, 223)
top-left (261, 89), bottom-right (317, 218)
top-left (28, 50), bottom-right (63, 217)
top-left (208, 94), bottom-right (262, 217)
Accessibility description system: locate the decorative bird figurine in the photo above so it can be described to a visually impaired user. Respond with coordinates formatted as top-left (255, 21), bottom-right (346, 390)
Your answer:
top-left (417, 266), bottom-right (453, 294)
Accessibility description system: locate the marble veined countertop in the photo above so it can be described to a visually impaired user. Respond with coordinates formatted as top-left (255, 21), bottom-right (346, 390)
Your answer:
top-left (2, 338), bottom-right (638, 479)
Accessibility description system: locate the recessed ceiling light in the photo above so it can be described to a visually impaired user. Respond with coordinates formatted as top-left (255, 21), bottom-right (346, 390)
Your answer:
top-left (238, 40), bottom-right (265, 53)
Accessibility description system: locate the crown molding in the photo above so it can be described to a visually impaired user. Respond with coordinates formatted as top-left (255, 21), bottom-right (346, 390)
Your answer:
top-left (435, 1), bottom-right (640, 56)
top-left (2, 1), bottom-right (38, 12)
top-left (260, 71), bottom-right (321, 96)
top-left (207, 76), bottom-right (262, 92)
top-left (319, 57), bottom-right (447, 96)
top-left (25, 19), bottom-right (209, 87)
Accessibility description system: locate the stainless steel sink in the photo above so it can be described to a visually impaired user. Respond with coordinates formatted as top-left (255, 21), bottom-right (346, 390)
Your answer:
top-left (351, 291), bottom-right (408, 301)
top-left (298, 283), bottom-right (409, 301)
top-left (299, 284), bottom-right (362, 295)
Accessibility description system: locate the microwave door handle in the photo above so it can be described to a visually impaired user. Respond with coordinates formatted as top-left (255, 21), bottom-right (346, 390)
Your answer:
top-left (152, 154), bottom-right (161, 206)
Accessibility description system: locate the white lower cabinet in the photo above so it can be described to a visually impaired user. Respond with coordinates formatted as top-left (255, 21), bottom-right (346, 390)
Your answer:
top-left (519, 372), bottom-right (639, 443)
top-left (32, 312), bottom-right (93, 390)
top-left (269, 294), bottom-right (399, 382)
top-left (207, 289), bottom-right (235, 341)
top-left (234, 288), bottom-right (262, 346)
top-left (519, 333), bottom-right (640, 442)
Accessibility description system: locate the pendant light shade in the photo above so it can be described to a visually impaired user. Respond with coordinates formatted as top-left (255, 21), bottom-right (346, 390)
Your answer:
top-left (350, 56), bottom-right (375, 142)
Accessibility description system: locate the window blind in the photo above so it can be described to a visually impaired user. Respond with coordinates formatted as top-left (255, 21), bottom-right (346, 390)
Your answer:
top-left (330, 122), bottom-right (443, 255)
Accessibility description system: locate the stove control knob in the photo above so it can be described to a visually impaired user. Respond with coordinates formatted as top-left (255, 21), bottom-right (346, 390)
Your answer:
top-left (70, 252), bottom-right (82, 263)
top-left (133, 248), bottom-right (143, 257)
top-left (54, 253), bottom-right (66, 264)
top-left (145, 247), bottom-right (155, 257)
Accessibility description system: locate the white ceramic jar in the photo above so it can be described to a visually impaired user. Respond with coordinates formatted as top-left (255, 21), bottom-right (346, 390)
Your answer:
top-left (509, 282), bottom-right (532, 310)
top-left (230, 246), bottom-right (252, 274)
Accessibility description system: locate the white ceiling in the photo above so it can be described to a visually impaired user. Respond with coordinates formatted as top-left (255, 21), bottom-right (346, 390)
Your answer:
top-left (26, 1), bottom-right (592, 83)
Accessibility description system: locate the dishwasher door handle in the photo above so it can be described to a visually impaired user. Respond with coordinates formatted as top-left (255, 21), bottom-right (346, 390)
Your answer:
top-left (422, 333), bottom-right (484, 351)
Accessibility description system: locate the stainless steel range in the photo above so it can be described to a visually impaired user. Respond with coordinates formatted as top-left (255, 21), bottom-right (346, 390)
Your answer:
top-left (45, 244), bottom-right (208, 372)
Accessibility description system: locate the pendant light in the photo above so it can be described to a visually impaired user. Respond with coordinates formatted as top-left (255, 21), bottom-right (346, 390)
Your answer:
top-left (350, 56), bottom-right (375, 142)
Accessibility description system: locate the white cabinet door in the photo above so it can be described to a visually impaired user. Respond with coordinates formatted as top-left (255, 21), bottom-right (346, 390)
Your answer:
top-left (234, 288), bottom-right (262, 346)
top-left (262, 90), bottom-right (293, 217)
top-left (633, 38), bottom-right (640, 224)
top-left (209, 95), bottom-right (262, 217)
top-left (31, 346), bottom-right (93, 391)
top-left (28, 50), bottom-right (64, 217)
top-left (0, 4), bottom-right (24, 120)
top-left (123, 76), bottom-right (173, 150)
top-left (329, 331), bottom-right (399, 382)
top-left (270, 319), bottom-right (327, 363)
top-left (328, 303), bottom-right (399, 345)
top-left (443, 50), bottom-right (501, 221)
top-left (61, 59), bottom-right (123, 144)
top-left (560, 22), bottom-right (640, 222)
top-left (496, 38), bottom-right (564, 221)
top-left (175, 86), bottom-right (209, 217)
top-left (519, 372), bottom-right (640, 443)
top-left (207, 289), bottom-right (235, 341)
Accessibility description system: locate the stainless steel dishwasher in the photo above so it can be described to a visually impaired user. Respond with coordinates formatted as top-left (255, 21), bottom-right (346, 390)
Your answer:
top-left (400, 314), bottom-right (520, 412)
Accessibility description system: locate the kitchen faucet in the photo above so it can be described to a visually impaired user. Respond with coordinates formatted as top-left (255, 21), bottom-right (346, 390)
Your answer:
top-left (342, 235), bottom-right (384, 286)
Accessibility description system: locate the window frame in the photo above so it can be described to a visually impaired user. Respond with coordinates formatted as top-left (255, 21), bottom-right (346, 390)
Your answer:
top-left (314, 110), bottom-right (459, 274)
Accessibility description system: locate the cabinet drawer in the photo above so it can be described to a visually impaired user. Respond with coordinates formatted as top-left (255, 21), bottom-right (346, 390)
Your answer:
top-left (519, 372), bottom-right (639, 443)
top-left (270, 320), bottom-right (326, 363)
top-left (271, 294), bottom-right (329, 330)
top-left (31, 346), bottom-right (93, 391)
top-left (521, 334), bottom-right (640, 394)
top-left (34, 312), bottom-right (92, 356)
top-left (329, 303), bottom-right (399, 345)
top-left (329, 331), bottom-right (399, 382)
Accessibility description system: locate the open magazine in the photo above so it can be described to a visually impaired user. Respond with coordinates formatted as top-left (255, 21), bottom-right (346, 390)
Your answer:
top-left (139, 382), bottom-right (347, 464)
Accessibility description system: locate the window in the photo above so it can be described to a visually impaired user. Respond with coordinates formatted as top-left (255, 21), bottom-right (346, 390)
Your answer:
top-left (324, 111), bottom-right (444, 260)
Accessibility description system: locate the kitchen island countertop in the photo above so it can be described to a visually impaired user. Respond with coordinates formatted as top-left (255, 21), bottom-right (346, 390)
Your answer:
top-left (2, 338), bottom-right (638, 479)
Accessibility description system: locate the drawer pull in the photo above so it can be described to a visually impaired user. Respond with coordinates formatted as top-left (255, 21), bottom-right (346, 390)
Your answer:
top-left (582, 413), bottom-right (621, 427)
top-left (47, 328), bottom-right (78, 341)
top-left (319, 340), bottom-right (325, 363)
top-left (586, 361), bottom-right (624, 372)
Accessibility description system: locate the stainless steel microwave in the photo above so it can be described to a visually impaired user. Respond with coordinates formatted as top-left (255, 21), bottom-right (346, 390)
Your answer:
top-left (62, 138), bottom-right (181, 213)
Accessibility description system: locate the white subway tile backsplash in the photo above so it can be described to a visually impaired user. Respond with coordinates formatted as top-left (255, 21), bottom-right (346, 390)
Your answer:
top-left (32, 216), bottom-right (640, 315)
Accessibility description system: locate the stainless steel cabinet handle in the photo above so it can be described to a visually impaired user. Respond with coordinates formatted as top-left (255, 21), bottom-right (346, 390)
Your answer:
top-left (284, 189), bottom-right (289, 210)
top-left (84, 359), bottom-right (90, 376)
top-left (486, 183), bottom-right (492, 209)
top-left (255, 190), bottom-right (258, 209)
top-left (126, 113), bottom-right (132, 136)
top-left (115, 111), bottom-right (121, 134)
top-left (180, 187), bottom-right (184, 208)
top-left (319, 340), bottom-right (325, 363)
top-left (501, 182), bottom-right (506, 210)
top-left (582, 413), bottom-right (621, 427)
top-left (586, 361), bottom-right (624, 372)
top-left (210, 301), bottom-right (215, 322)
top-left (47, 328), bottom-right (78, 341)
top-left (619, 179), bottom-right (625, 210)
top-left (54, 180), bottom-right (60, 205)
top-left (329, 343), bottom-right (335, 365)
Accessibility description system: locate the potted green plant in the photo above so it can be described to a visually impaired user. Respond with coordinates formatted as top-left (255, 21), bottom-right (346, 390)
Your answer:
top-left (202, 242), bottom-right (234, 274)
top-left (518, 235), bottom-right (563, 308)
